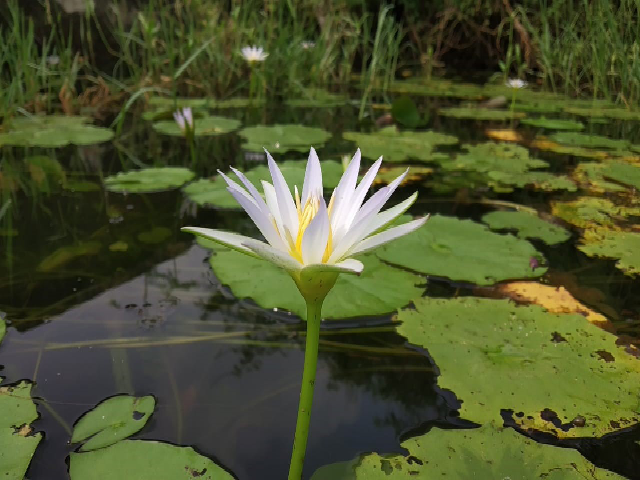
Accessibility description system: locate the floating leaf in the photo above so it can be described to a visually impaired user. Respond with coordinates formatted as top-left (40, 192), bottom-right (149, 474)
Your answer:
top-left (390, 96), bottom-right (420, 128)
top-left (551, 197), bottom-right (640, 229)
top-left (184, 160), bottom-right (345, 208)
top-left (137, 227), bottom-right (171, 245)
top-left (573, 163), bottom-right (628, 193)
top-left (396, 297), bottom-right (640, 438)
top-left (520, 117), bottom-right (584, 130)
top-left (152, 115), bottom-right (240, 136)
top-left (513, 101), bottom-right (563, 114)
top-left (0, 115), bottom-right (113, 147)
top-left (238, 125), bottom-right (331, 153)
top-left (580, 230), bottom-right (640, 276)
top-left (482, 210), bottom-right (571, 245)
top-left (69, 440), bottom-right (234, 480)
top-left (37, 241), bottom-right (102, 272)
top-left (312, 424), bottom-right (626, 480)
top-left (384, 79), bottom-right (485, 99)
top-left (564, 106), bottom-right (640, 120)
top-left (342, 126), bottom-right (457, 163)
top-left (71, 395), bottom-right (155, 451)
top-left (550, 131), bottom-right (630, 151)
top-left (438, 107), bottom-right (525, 120)
top-left (530, 138), bottom-right (608, 159)
top-left (201, 241), bottom-right (424, 320)
top-left (484, 128), bottom-right (523, 142)
top-left (600, 162), bottom-right (640, 190)
top-left (491, 281), bottom-right (612, 328)
top-left (373, 166), bottom-right (432, 186)
top-left (0, 378), bottom-right (42, 480)
top-left (441, 142), bottom-right (547, 174)
top-left (285, 88), bottom-right (347, 107)
top-left (104, 167), bottom-right (195, 193)
top-left (377, 215), bottom-right (545, 286)
top-left (488, 170), bottom-right (577, 192)
top-left (148, 97), bottom-right (210, 109)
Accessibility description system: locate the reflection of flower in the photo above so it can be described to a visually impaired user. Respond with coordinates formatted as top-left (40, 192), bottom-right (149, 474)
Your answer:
top-left (301, 41), bottom-right (315, 50)
top-left (505, 79), bottom-right (527, 89)
top-left (183, 148), bottom-right (428, 298)
top-left (241, 46), bottom-right (268, 63)
top-left (173, 107), bottom-right (193, 132)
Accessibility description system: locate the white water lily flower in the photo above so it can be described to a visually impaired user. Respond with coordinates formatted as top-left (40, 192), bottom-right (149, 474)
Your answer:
top-left (173, 107), bottom-right (193, 132)
top-left (505, 78), bottom-right (527, 89)
top-left (301, 41), bottom-right (315, 50)
top-left (183, 148), bottom-right (428, 302)
top-left (241, 46), bottom-right (268, 63)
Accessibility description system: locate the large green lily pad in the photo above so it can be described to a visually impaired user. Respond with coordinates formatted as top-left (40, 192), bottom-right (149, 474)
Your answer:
top-left (573, 163), bottom-right (628, 193)
top-left (550, 132), bottom-right (630, 151)
top-left (552, 197), bottom-right (640, 229)
top-left (0, 115), bottom-right (114, 147)
top-left (600, 162), bottom-right (640, 189)
top-left (71, 395), bottom-right (155, 451)
top-left (482, 210), bottom-right (571, 245)
top-left (238, 125), bottom-right (332, 153)
top-left (104, 167), bottom-right (195, 193)
top-left (580, 230), bottom-right (640, 276)
top-left (520, 117), bottom-right (584, 130)
top-left (438, 107), bottom-right (525, 120)
top-left (488, 170), bottom-right (577, 192)
top-left (152, 115), bottom-right (240, 136)
top-left (201, 240), bottom-right (424, 320)
top-left (184, 160), bottom-right (345, 208)
top-left (311, 424), bottom-right (625, 479)
top-left (0, 378), bottom-right (42, 480)
top-left (376, 215), bottom-right (545, 286)
top-left (396, 297), bottom-right (640, 438)
top-left (342, 126), bottom-right (457, 163)
top-left (440, 142), bottom-right (547, 174)
top-left (69, 440), bottom-right (234, 480)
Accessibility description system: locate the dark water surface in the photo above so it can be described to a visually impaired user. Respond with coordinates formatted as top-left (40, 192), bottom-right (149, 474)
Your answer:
top-left (1, 104), bottom-right (639, 479)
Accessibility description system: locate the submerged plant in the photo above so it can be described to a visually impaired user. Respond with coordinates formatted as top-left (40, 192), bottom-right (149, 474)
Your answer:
top-left (182, 148), bottom-right (428, 480)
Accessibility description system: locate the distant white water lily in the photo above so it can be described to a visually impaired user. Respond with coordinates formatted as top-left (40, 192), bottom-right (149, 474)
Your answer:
top-left (173, 107), bottom-right (193, 132)
top-left (505, 78), bottom-right (527, 89)
top-left (301, 41), bottom-right (315, 50)
top-left (241, 46), bottom-right (268, 63)
top-left (183, 148), bottom-right (428, 300)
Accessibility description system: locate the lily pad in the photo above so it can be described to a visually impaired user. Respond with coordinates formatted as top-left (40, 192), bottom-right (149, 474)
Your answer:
top-left (550, 132), bottom-right (630, 151)
top-left (384, 79), bottom-right (486, 98)
top-left (551, 197), bottom-right (640, 229)
top-left (580, 230), bottom-right (640, 276)
top-left (238, 124), bottom-right (332, 153)
top-left (71, 395), bottom-right (155, 452)
top-left (0, 115), bottom-right (114, 147)
top-left (376, 215), bottom-right (545, 286)
top-left (396, 297), bottom-right (640, 438)
top-left (342, 126), bottom-right (458, 163)
top-left (373, 166), bottom-right (432, 186)
top-left (573, 163), bottom-right (628, 193)
top-left (311, 424), bottom-right (626, 479)
top-left (285, 88), bottom-right (347, 107)
top-left (390, 96), bottom-right (420, 128)
top-left (600, 162), bottom-right (640, 190)
top-left (201, 240), bottom-right (424, 320)
top-left (441, 142), bottom-right (548, 174)
top-left (482, 210), bottom-right (571, 245)
top-left (148, 97), bottom-right (210, 109)
top-left (564, 106), bottom-right (640, 120)
top-left (520, 117), bottom-right (584, 130)
top-left (184, 160), bottom-right (345, 208)
top-left (0, 378), bottom-right (42, 480)
top-left (438, 107), bottom-right (525, 121)
top-left (105, 167), bottom-right (195, 193)
top-left (69, 440), bottom-right (234, 480)
top-left (488, 170), bottom-right (577, 192)
top-left (513, 101), bottom-right (563, 114)
top-left (152, 115), bottom-right (240, 136)
top-left (530, 138), bottom-right (609, 159)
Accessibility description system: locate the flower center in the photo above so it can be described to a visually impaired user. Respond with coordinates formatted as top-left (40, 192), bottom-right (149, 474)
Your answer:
top-left (288, 189), bottom-right (332, 264)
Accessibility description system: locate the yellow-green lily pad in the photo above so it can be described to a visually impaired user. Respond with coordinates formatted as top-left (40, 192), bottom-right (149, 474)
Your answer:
top-left (488, 170), bottom-right (577, 192)
top-left (564, 106), bottom-right (640, 120)
top-left (376, 215), bottom-right (546, 286)
top-left (238, 124), bottom-right (332, 153)
top-left (441, 142), bottom-right (548, 174)
top-left (152, 115), bottom-right (240, 136)
top-left (396, 297), bottom-right (640, 438)
top-left (438, 107), bottom-right (525, 120)
top-left (551, 197), bottom-right (640, 229)
top-left (550, 132), bottom-right (630, 151)
top-left (520, 117), bottom-right (584, 130)
top-left (0, 115), bottom-right (114, 147)
top-left (580, 230), bottom-right (640, 276)
top-left (342, 126), bottom-right (457, 163)
top-left (600, 162), bottom-right (640, 190)
top-left (104, 167), bottom-right (195, 193)
top-left (482, 210), bottom-right (571, 245)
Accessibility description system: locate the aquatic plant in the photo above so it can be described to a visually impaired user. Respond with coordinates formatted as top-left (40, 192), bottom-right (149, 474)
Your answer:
top-left (241, 46), bottom-right (269, 63)
top-left (182, 148), bottom-right (428, 480)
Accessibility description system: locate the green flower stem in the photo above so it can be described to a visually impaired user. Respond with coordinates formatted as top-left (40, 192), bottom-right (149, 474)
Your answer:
top-left (288, 299), bottom-right (323, 480)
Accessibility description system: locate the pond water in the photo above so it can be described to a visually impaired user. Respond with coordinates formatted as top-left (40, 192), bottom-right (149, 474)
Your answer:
top-left (1, 92), bottom-right (640, 479)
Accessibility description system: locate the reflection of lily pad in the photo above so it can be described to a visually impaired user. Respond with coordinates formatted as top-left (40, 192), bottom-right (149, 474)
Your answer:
top-left (0, 378), bottom-right (42, 480)
top-left (482, 210), bottom-right (571, 245)
top-left (37, 241), bottom-right (102, 272)
top-left (105, 167), bottom-right (195, 193)
top-left (312, 424), bottom-right (625, 480)
top-left (184, 160), bottom-right (345, 208)
top-left (441, 142), bottom-right (547, 173)
top-left (550, 131), bottom-right (630, 151)
top-left (69, 440), bottom-right (234, 480)
top-left (343, 126), bottom-right (457, 163)
top-left (152, 115), bottom-right (240, 136)
top-left (438, 107), bottom-right (525, 120)
top-left (552, 197), bottom-right (640, 229)
top-left (72, 396), bottom-right (155, 452)
top-left (137, 227), bottom-right (172, 244)
top-left (580, 230), bottom-right (640, 276)
top-left (0, 115), bottom-right (114, 147)
top-left (396, 297), bottom-right (640, 438)
top-left (25, 155), bottom-right (66, 192)
top-left (238, 125), bottom-right (331, 153)
top-left (377, 215), bottom-right (545, 286)
top-left (520, 117), bottom-right (584, 130)
top-left (202, 241), bottom-right (424, 320)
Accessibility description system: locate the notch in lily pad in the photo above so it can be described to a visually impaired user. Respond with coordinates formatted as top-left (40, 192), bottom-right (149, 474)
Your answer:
top-left (71, 395), bottom-right (155, 451)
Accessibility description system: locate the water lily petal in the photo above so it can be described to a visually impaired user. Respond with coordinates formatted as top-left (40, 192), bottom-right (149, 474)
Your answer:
top-left (352, 168), bottom-right (408, 226)
top-left (329, 148), bottom-right (360, 232)
top-left (243, 238), bottom-right (302, 272)
top-left (301, 197), bottom-right (330, 264)
top-left (180, 227), bottom-right (257, 256)
top-left (368, 192), bottom-right (418, 236)
top-left (302, 258), bottom-right (363, 276)
top-left (349, 216), bottom-right (429, 256)
top-left (301, 147), bottom-right (323, 205)
top-left (262, 180), bottom-right (290, 249)
top-left (266, 149), bottom-right (299, 236)
top-left (229, 167), bottom-right (270, 214)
